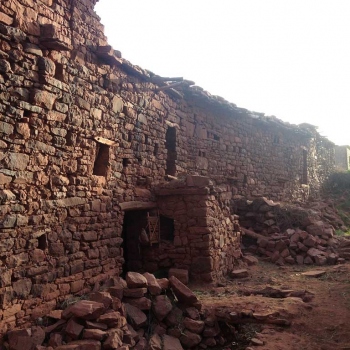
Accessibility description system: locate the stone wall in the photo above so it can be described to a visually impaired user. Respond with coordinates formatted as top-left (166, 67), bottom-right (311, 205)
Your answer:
top-left (154, 176), bottom-right (241, 282)
top-left (335, 145), bottom-right (350, 171)
top-left (0, 0), bottom-right (335, 331)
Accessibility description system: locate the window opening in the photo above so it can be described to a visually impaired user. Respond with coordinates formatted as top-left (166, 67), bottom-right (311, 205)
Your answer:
top-left (123, 158), bottom-right (131, 168)
top-left (302, 149), bottom-right (308, 184)
top-left (154, 143), bottom-right (159, 156)
top-left (165, 127), bottom-right (177, 176)
top-left (38, 234), bottom-right (47, 250)
top-left (93, 142), bottom-right (110, 176)
top-left (160, 216), bottom-right (175, 241)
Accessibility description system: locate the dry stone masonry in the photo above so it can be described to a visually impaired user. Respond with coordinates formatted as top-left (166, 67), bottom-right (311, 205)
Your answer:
top-left (0, 0), bottom-right (335, 334)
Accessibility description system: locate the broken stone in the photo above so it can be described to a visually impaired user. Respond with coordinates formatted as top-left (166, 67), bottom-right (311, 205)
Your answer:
top-left (230, 269), bottom-right (249, 278)
top-left (126, 272), bottom-right (148, 288)
top-left (124, 303), bottom-right (147, 329)
top-left (152, 295), bottom-right (173, 321)
top-left (62, 300), bottom-right (105, 320)
top-left (301, 270), bottom-right (326, 277)
top-left (169, 276), bottom-right (198, 305)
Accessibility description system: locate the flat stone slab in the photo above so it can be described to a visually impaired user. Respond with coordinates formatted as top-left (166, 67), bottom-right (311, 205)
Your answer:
top-left (301, 270), bottom-right (326, 277)
top-left (230, 269), bottom-right (249, 279)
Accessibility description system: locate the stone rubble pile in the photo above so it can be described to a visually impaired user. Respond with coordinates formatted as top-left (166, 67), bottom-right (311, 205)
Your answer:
top-left (235, 197), bottom-right (350, 265)
top-left (4, 271), bottom-right (229, 350)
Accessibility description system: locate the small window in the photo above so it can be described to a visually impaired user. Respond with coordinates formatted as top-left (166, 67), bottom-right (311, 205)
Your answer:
top-left (93, 143), bottom-right (110, 176)
top-left (301, 149), bottom-right (308, 184)
top-left (38, 234), bottom-right (47, 250)
top-left (160, 216), bottom-right (175, 241)
top-left (198, 150), bottom-right (206, 157)
top-left (123, 158), bottom-right (131, 168)
top-left (154, 143), bottom-right (159, 156)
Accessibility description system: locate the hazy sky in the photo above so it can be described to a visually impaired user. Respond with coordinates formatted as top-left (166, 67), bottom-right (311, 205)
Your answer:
top-left (95, 0), bottom-right (350, 145)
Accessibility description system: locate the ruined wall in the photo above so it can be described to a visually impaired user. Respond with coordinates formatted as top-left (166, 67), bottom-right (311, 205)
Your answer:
top-left (0, 0), bottom-right (334, 331)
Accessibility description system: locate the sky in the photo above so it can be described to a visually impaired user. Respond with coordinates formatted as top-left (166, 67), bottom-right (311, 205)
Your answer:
top-left (95, 0), bottom-right (350, 146)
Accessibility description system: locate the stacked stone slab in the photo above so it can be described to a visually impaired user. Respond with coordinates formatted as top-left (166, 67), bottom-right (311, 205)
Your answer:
top-left (4, 272), bottom-right (228, 350)
top-left (236, 197), bottom-right (349, 265)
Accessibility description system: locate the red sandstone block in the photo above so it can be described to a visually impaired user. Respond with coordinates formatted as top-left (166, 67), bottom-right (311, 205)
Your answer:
top-left (0, 12), bottom-right (13, 25)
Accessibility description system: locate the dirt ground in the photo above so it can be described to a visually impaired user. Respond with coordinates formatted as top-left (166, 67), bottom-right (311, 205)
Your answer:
top-left (193, 261), bottom-right (350, 350)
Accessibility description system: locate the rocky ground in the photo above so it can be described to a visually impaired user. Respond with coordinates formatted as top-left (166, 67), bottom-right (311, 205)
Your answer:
top-left (196, 260), bottom-right (350, 350)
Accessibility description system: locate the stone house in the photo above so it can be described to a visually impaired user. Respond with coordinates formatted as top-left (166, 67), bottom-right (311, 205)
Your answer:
top-left (0, 0), bottom-right (334, 330)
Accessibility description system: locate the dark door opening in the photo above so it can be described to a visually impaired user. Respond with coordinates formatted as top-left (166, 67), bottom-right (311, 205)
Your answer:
top-left (165, 127), bottom-right (177, 176)
top-left (122, 210), bottom-right (148, 275)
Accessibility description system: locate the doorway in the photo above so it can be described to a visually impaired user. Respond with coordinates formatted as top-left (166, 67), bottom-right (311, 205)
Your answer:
top-left (122, 210), bottom-right (148, 274)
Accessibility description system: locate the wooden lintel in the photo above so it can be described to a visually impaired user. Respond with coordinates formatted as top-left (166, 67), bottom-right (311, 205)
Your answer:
top-left (120, 201), bottom-right (157, 211)
top-left (94, 136), bottom-right (118, 146)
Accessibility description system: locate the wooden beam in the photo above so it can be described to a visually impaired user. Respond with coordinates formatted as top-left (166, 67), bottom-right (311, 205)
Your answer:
top-left (94, 136), bottom-right (118, 146)
top-left (120, 201), bottom-right (157, 211)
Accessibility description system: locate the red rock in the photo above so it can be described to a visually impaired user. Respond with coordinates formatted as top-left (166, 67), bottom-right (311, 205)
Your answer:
top-left (103, 329), bottom-right (123, 350)
top-left (65, 318), bottom-right (84, 340)
top-left (89, 292), bottom-right (113, 309)
top-left (98, 311), bottom-right (127, 328)
top-left (83, 328), bottom-right (107, 341)
top-left (49, 333), bottom-right (63, 347)
top-left (168, 268), bottom-right (189, 285)
top-left (152, 295), bottom-right (173, 321)
top-left (123, 324), bottom-right (139, 345)
top-left (185, 307), bottom-right (200, 320)
top-left (134, 337), bottom-right (147, 350)
top-left (124, 303), bottom-right (147, 329)
top-left (55, 339), bottom-right (101, 350)
top-left (179, 330), bottom-right (201, 348)
top-left (157, 278), bottom-right (169, 290)
top-left (169, 276), bottom-right (198, 305)
top-left (230, 269), bottom-right (249, 278)
top-left (148, 334), bottom-right (162, 350)
top-left (108, 287), bottom-right (124, 300)
top-left (243, 255), bottom-right (259, 265)
top-left (85, 321), bottom-right (108, 331)
top-left (165, 307), bottom-right (183, 327)
top-left (123, 297), bottom-right (151, 310)
top-left (126, 272), bottom-right (148, 288)
top-left (163, 334), bottom-right (184, 350)
top-left (123, 288), bottom-right (147, 298)
top-left (8, 327), bottom-right (45, 350)
top-left (303, 235), bottom-right (317, 247)
top-left (143, 272), bottom-right (162, 295)
top-left (62, 300), bottom-right (105, 320)
top-left (183, 317), bottom-right (204, 334)
top-left (307, 248), bottom-right (326, 258)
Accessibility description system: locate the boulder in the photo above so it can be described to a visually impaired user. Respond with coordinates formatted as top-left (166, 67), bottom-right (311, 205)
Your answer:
top-left (143, 272), bottom-right (162, 295)
top-left (152, 295), bottom-right (173, 321)
top-left (62, 300), bottom-right (105, 320)
top-left (126, 272), bottom-right (148, 288)
top-left (169, 276), bottom-right (198, 305)
top-left (124, 303), bottom-right (147, 329)
top-left (163, 334), bottom-right (184, 350)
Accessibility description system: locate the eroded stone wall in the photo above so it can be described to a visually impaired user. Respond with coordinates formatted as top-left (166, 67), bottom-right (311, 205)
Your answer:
top-left (0, 0), bottom-right (335, 331)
